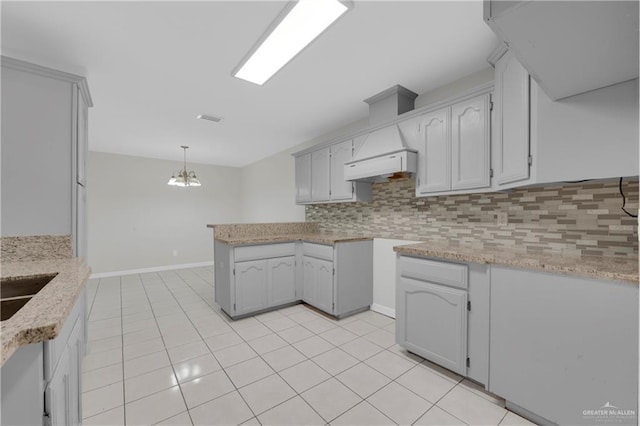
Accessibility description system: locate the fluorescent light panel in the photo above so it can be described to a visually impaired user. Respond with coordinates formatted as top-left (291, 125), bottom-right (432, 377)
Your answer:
top-left (234, 0), bottom-right (349, 85)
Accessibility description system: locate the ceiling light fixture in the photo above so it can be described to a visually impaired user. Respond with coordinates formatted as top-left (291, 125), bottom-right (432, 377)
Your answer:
top-left (233, 0), bottom-right (351, 85)
top-left (197, 114), bottom-right (222, 122)
top-left (168, 146), bottom-right (202, 187)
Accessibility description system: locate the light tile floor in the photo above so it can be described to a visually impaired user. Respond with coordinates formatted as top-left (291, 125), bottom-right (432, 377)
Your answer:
top-left (82, 267), bottom-right (536, 426)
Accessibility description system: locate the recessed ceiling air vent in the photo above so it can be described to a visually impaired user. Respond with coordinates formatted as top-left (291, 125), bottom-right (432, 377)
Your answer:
top-left (197, 114), bottom-right (223, 123)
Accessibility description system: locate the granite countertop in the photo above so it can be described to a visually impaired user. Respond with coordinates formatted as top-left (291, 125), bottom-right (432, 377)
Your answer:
top-left (394, 241), bottom-right (639, 285)
top-left (1, 258), bottom-right (91, 366)
top-left (214, 233), bottom-right (373, 245)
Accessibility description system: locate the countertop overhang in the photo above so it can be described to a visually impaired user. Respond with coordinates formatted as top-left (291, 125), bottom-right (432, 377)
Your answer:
top-left (394, 241), bottom-right (638, 285)
top-left (1, 258), bottom-right (91, 366)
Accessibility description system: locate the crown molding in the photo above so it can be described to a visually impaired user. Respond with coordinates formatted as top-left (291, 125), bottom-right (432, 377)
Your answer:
top-left (487, 42), bottom-right (509, 68)
top-left (1, 56), bottom-right (93, 107)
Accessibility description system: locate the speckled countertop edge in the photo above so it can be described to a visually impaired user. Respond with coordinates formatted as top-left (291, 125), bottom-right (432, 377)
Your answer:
top-left (394, 242), bottom-right (639, 285)
top-left (1, 258), bottom-right (91, 366)
top-left (214, 233), bottom-right (373, 245)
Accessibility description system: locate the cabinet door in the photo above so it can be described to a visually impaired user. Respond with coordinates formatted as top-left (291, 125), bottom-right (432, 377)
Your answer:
top-left (302, 257), bottom-right (316, 305)
top-left (311, 147), bottom-right (330, 202)
top-left (494, 52), bottom-right (531, 186)
top-left (235, 260), bottom-right (268, 316)
top-left (396, 277), bottom-right (467, 375)
top-left (67, 319), bottom-right (83, 425)
top-left (417, 108), bottom-right (451, 194)
top-left (268, 256), bottom-right (296, 306)
top-left (330, 140), bottom-right (354, 201)
top-left (45, 348), bottom-right (71, 426)
top-left (314, 259), bottom-right (334, 315)
top-left (450, 95), bottom-right (491, 191)
top-left (295, 154), bottom-right (312, 204)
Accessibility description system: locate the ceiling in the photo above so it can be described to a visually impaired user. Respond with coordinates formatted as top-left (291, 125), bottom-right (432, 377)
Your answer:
top-left (1, 1), bottom-right (498, 167)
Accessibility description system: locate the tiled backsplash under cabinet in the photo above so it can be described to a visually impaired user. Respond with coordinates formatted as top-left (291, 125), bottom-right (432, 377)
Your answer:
top-left (306, 178), bottom-right (638, 258)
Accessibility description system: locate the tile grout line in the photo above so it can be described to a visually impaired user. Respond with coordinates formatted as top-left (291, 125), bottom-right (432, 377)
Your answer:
top-left (140, 273), bottom-right (195, 426)
top-left (85, 267), bottom-right (510, 426)
top-left (156, 270), bottom-right (258, 425)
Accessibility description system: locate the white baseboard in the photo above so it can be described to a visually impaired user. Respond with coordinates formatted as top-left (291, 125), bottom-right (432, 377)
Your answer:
top-left (370, 303), bottom-right (395, 319)
top-left (90, 261), bottom-right (214, 279)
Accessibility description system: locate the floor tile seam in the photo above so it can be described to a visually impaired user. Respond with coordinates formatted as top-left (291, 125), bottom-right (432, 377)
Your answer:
top-left (81, 402), bottom-right (126, 421)
top-left (364, 378), bottom-right (435, 424)
top-left (149, 409), bottom-right (194, 426)
top-left (496, 410), bottom-right (510, 425)
top-left (204, 304), bottom-right (347, 421)
top-left (298, 386), bottom-right (365, 424)
top-left (138, 273), bottom-right (194, 426)
top-left (422, 380), bottom-right (473, 425)
top-left (155, 273), bottom-right (258, 423)
top-left (360, 348), bottom-right (421, 382)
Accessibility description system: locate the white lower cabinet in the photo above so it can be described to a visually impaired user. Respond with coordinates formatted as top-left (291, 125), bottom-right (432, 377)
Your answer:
top-left (396, 255), bottom-right (490, 384)
top-left (235, 260), bottom-right (269, 316)
top-left (234, 255), bottom-right (296, 316)
top-left (302, 256), bottom-right (334, 315)
top-left (1, 288), bottom-right (86, 426)
top-left (397, 277), bottom-right (467, 375)
top-left (268, 257), bottom-right (297, 306)
top-left (489, 267), bottom-right (638, 425)
top-left (45, 347), bottom-right (72, 426)
top-left (214, 240), bottom-right (373, 320)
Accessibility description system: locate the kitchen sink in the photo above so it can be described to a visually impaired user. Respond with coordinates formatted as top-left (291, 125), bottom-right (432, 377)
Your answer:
top-left (1, 298), bottom-right (33, 321)
top-left (0, 273), bottom-right (57, 321)
top-left (1, 274), bottom-right (57, 299)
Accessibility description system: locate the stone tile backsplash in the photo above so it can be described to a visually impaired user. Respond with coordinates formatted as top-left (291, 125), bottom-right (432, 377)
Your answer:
top-left (306, 178), bottom-right (639, 258)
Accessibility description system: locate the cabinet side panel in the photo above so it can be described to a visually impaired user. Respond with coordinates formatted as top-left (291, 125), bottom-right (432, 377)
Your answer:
top-left (466, 263), bottom-right (490, 387)
top-left (213, 241), bottom-right (232, 315)
top-left (1, 343), bottom-right (44, 426)
top-left (1, 67), bottom-right (73, 236)
top-left (334, 240), bottom-right (373, 316)
top-left (490, 267), bottom-right (638, 425)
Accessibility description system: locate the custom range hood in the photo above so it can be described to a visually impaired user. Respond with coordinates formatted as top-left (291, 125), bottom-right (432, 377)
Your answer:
top-left (344, 85), bottom-right (418, 182)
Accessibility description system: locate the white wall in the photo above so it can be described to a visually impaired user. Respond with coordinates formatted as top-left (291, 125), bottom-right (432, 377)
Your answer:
top-left (372, 239), bottom-right (422, 317)
top-left (88, 151), bottom-right (242, 274)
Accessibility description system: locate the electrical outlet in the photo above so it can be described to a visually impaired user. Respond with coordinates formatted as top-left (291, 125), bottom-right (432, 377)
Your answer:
top-left (497, 212), bottom-right (508, 225)
top-left (173, 249), bottom-right (178, 257)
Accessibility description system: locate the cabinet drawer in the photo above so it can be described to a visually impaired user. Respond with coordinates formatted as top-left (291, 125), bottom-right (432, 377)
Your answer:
top-left (302, 242), bottom-right (333, 261)
top-left (234, 243), bottom-right (296, 262)
top-left (399, 256), bottom-right (468, 289)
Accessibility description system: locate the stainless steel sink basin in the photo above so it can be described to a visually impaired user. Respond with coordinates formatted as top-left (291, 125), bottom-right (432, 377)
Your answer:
top-left (0, 273), bottom-right (57, 320)
top-left (1, 298), bottom-right (33, 321)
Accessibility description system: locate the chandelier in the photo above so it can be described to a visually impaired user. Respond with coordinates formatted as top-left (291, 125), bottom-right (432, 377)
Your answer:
top-left (167, 146), bottom-right (202, 187)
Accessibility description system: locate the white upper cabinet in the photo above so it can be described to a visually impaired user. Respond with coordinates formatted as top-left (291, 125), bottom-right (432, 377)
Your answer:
top-left (311, 148), bottom-right (330, 202)
top-left (294, 140), bottom-right (371, 205)
top-left (416, 94), bottom-right (491, 196)
top-left (490, 50), bottom-right (638, 190)
top-left (329, 139), bottom-right (354, 201)
top-left (417, 108), bottom-right (450, 194)
top-left (493, 51), bottom-right (530, 187)
top-left (295, 153), bottom-right (312, 204)
top-left (450, 95), bottom-right (490, 191)
top-left (484, 0), bottom-right (639, 100)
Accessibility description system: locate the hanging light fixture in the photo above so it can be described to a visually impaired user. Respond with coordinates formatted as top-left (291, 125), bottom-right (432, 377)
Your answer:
top-left (168, 146), bottom-right (202, 187)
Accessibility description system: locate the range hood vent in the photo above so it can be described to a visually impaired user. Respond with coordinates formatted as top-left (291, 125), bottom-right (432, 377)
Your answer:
top-left (344, 85), bottom-right (418, 182)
